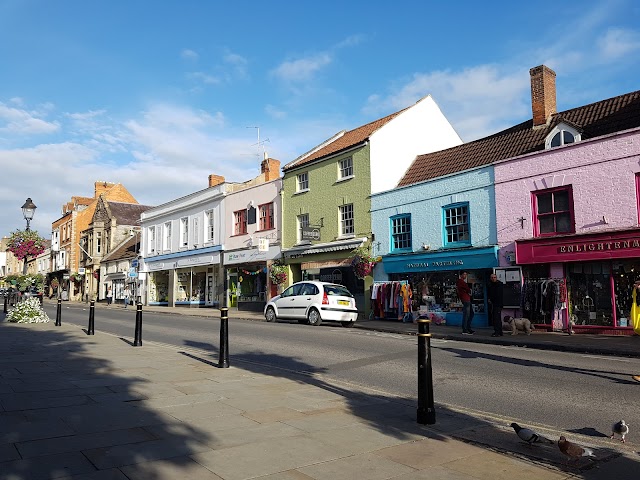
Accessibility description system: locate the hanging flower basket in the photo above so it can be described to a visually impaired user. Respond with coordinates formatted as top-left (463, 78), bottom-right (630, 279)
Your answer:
top-left (269, 261), bottom-right (288, 285)
top-left (350, 246), bottom-right (377, 279)
top-left (6, 229), bottom-right (46, 260)
top-left (70, 273), bottom-right (84, 283)
top-left (50, 278), bottom-right (59, 289)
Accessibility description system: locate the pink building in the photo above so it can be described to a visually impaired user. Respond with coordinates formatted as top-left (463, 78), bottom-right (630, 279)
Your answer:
top-left (495, 68), bottom-right (640, 333)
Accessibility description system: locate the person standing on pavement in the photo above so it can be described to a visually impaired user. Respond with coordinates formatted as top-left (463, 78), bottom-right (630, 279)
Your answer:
top-left (457, 271), bottom-right (474, 334)
top-left (106, 286), bottom-right (113, 306)
top-left (123, 285), bottom-right (131, 309)
top-left (487, 273), bottom-right (504, 337)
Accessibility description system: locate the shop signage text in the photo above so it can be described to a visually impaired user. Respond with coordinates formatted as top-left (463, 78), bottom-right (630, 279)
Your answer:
top-left (301, 226), bottom-right (321, 242)
top-left (558, 240), bottom-right (640, 253)
top-left (406, 260), bottom-right (464, 269)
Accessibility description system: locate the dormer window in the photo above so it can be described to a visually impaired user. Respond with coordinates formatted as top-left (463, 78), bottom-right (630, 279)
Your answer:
top-left (545, 123), bottom-right (581, 149)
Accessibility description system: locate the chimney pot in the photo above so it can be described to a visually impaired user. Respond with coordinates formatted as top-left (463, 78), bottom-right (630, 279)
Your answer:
top-left (530, 65), bottom-right (557, 127)
top-left (208, 174), bottom-right (225, 188)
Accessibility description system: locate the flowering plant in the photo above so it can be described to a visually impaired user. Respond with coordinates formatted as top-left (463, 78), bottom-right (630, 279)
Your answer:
top-left (7, 297), bottom-right (50, 323)
top-left (70, 272), bottom-right (84, 283)
top-left (269, 261), bottom-right (288, 285)
top-left (350, 245), bottom-right (377, 279)
top-left (7, 229), bottom-right (46, 260)
top-left (50, 278), bottom-right (59, 289)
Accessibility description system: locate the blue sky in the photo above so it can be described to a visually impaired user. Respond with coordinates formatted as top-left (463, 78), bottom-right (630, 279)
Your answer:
top-left (1, 0), bottom-right (639, 236)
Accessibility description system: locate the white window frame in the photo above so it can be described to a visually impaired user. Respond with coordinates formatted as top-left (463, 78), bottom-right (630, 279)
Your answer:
top-left (148, 226), bottom-right (156, 253)
top-left (163, 221), bottom-right (172, 251)
top-left (96, 231), bottom-right (101, 254)
top-left (297, 214), bottom-right (309, 243)
top-left (545, 123), bottom-right (581, 149)
top-left (339, 204), bottom-right (354, 237)
top-left (192, 216), bottom-right (199, 247)
top-left (338, 156), bottom-right (354, 180)
top-left (181, 217), bottom-right (189, 247)
top-left (296, 172), bottom-right (309, 192)
top-left (206, 209), bottom-right (215, 242)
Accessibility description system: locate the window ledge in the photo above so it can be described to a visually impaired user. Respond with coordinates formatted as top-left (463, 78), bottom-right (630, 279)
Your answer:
top-left (294, 189), bottom-right (309, 195)
top-left (337, 234), bottom-right (356, 240)
top-left (336, 175), bottom-right (354, 184)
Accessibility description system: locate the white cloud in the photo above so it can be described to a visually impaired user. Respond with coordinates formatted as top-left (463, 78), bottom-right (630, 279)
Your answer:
top-left (271, 53), bottom-right (332, 83)
top-left (596, 27), bottom-right (640, 61)
top-left (187, 71), bottom-right (222, 85)
top-left (0, 103), bottom-right (60, 135)
top-left (181, 48), bottom-right (199, 60)
top-left (364, 65), bottom-right (529, 141)
top-left (265, 104), bottom-right (287, 119)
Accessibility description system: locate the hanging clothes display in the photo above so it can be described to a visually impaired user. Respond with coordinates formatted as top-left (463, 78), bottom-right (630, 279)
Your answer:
top-left (631, 285), bottom-right (640, 335)
top-left (371, 281), bottom-right (407, 320)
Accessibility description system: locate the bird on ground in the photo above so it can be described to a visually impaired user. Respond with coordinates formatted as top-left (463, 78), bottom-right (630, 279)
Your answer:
top-left (610, 420), bottom-right (629, 443)
top-left (558, 436), bottom-right (596, 463)
top-left (510, 422), bottom-right (554, 446)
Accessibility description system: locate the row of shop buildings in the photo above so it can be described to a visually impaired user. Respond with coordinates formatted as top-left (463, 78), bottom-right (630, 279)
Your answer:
top-left (16, 64), bottom-right (640, 334)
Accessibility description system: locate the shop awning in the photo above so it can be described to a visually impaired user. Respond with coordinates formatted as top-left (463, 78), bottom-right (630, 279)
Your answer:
top-left (382, 246), bottom-right (498, 274)
top-left (283, 237), bottom-right (367, 259)
top-left (104, 273), bottom-right (126, 280)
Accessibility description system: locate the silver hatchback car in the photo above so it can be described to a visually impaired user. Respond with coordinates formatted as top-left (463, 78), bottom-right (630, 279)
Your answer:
top-left (264, 281), bottom-right (358, 327)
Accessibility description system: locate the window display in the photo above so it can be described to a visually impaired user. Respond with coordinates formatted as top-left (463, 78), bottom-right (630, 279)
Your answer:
top-left (149, 271), bottom-right (169, 303)
top-left (567, 263), bottom-right (612, 326)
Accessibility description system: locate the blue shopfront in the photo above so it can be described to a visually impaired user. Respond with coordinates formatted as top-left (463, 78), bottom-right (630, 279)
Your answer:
top-left (380, 246), bottom-right (499, 328)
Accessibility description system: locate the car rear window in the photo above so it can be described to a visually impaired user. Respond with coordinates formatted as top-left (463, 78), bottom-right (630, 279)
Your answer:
top-left (323, 284), bottom-right (352, 297)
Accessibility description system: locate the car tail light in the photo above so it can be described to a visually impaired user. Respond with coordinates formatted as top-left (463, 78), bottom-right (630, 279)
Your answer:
top-left (322, 291), bottom-right (329, 305)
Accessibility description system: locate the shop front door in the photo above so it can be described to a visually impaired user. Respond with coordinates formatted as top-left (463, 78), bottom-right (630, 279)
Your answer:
top-left (205, 273), bottom-right (215, 306)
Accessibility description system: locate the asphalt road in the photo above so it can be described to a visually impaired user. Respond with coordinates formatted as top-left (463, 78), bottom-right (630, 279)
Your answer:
top-left (43, 302), bottom-right (640, 448)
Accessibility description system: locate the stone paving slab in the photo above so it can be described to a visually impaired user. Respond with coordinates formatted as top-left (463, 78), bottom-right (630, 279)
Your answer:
top-left (119, 456), bottom-right (224, 480)
top-left (0, 451), bottom-right (97, 479)
top-left (15, 427), bottom-right (156, 458)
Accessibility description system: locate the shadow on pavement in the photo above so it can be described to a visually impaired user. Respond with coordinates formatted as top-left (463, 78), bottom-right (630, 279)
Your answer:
top-left (0, 320), bottom-right (215, 479)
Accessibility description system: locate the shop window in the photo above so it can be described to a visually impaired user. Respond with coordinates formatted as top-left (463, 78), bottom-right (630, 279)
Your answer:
top-left (443, 203), bottom-right (470, 247)
top-left (297, 214), bottom-right (309, 243)
top-left (297, 172), bottom-right (309, 192)
top-left (339, 204), bottom-right (354, 237)
top-left (338, 156), bottom-right (353, 180)
top-left (259, 202), bottom-right (274, 230)
top-left (390, 214), bottom-right (412, 252)
top-left (533, 186), bottom-right (574, 236)
top-left (234, 209), bottom-right (247, 235)
top-left (568, 262), bottom-right (612, 326)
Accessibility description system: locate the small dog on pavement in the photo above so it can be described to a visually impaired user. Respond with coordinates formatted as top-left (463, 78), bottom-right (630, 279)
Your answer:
top-left (502, 315), bottom-right (534, 335)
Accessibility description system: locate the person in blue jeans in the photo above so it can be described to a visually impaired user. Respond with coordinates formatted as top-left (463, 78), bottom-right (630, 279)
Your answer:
top-left (456, 271), bottom-right (474, 334)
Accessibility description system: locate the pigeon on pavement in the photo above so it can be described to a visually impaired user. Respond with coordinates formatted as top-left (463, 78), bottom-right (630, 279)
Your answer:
top-left (558, 436), bottom-right (596, 462)
top-left (610, 420), bottom-right (629, 443)
top-left (510, 422), bottom-right (554, 446)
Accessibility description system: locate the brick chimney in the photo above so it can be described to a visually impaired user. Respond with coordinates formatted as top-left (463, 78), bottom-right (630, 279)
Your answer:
top-left (208, 174), bottom-right (225, 188)
top-left (94, 181), bottom-right (116, 198)
top-left (261, 153), bottom-right (281, 182)
top-left (530, 65), bottom-right (557, 127)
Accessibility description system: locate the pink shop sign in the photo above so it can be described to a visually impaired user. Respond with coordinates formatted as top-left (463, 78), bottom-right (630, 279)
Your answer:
top-left (515, 230), bottom-right (640, 264)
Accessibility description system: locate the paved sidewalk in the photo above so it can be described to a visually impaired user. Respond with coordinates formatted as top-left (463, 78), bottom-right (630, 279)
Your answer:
top-left (1, 313), bottom-right (639, 479)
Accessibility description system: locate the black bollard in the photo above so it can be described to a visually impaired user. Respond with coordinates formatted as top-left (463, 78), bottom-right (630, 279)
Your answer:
top-left (417, 318), bottom-right (436, 424)
top-left (87, 300), bottom-right (95, 335)
top-left (133, 302), bottom-right (143, 346)
top-left (3, 294), bottom-right (7, 314)
top-left (218, 306), bottom-right (229, 368)
top-left (55, 298), bottom-right (62, 326)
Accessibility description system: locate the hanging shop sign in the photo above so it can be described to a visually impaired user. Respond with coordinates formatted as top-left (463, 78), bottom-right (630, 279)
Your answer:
top-left (301, 226), bottom-right (321, 242)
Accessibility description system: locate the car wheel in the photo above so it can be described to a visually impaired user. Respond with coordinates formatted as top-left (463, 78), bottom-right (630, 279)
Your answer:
top-left (265, 307), bottom-right (277, 322)
top-left (341, 321), bottom-right (355, 328)
top-left (307, 308), bottom-right (322, 326)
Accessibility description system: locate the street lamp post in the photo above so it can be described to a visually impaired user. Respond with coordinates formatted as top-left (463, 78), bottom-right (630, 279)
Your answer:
top-left (21, 198), bottom-right (37, 275)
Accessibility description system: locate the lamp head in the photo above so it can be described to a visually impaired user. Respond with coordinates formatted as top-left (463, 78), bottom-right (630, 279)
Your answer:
top-left (21, 197), bottom-right (37, 221)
